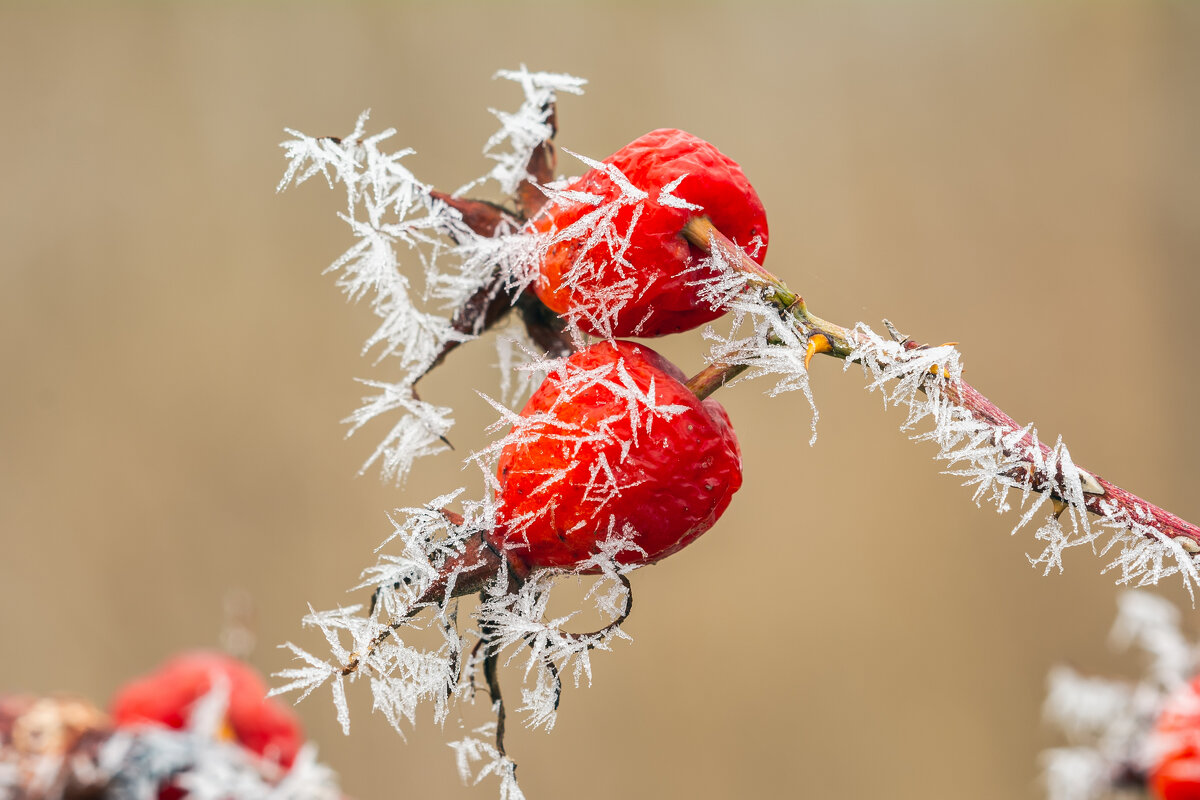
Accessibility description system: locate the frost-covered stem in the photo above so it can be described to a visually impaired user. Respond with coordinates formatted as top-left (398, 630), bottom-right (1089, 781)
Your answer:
top-left (682, 217), bottom-right (855, 356)
top-left (685, 362), bottom-right (750, 400)
top-left (682, 217), bottom-right (1200, 552)
top-left (342, 530), bottom-right (505, 677)
top-left (942, 368), bottom-right (1200, 547)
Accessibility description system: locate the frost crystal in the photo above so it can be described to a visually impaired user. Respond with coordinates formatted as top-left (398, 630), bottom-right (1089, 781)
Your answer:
top-left (479, 67), bottom-right (586, 197)
top-left (694, 262), bottom-right (819, 443)
top-left (278, 70), bottom-right (584, 484)
top-left (274, 485), bottom-right (637, 798)
top-left (845, 323), bottom-right (1200, 596)
top-left (449, 725), bottom-right (525, 800)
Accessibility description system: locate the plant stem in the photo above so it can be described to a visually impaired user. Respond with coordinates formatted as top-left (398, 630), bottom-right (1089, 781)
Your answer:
top-left (685, 361), bottom-right (750, 400)
top-left (682, 217), bottom-right (1200, 551)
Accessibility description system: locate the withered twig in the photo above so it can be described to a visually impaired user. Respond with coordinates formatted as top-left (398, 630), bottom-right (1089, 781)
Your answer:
top-left (482, 646), bottom-right (508, 757)
top-left (415, 101), bottom-right (572, 386)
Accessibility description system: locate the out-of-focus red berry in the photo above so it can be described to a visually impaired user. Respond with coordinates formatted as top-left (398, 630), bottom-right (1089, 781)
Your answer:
top-left (109, 651), bottom-right (303, 768)
top-left (1150, 677), bottom-right (1200, 799)
top-left (492, 340), bottom-right (741, 575)
top-left (531, 129), bottom-right (767, 338)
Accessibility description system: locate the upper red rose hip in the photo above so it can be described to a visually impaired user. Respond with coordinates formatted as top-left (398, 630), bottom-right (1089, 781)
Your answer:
top-left (109, 651), bottom-right (304, 768)
top-left (491, 340), bottom-right (742, 575)
top-left (531, 129), bottom-right (768, 338)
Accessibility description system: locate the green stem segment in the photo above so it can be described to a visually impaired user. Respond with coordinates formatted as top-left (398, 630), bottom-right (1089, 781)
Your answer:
top-left (681, 216), bottom-right (856, 359)
top-left (685, 361), bottom-right (750, 401)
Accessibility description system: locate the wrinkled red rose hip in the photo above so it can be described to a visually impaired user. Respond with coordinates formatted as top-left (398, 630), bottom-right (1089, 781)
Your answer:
top-left (492, 340), bottom-right (742, 575)
top-left (531, 129), bottom-right (768, 338)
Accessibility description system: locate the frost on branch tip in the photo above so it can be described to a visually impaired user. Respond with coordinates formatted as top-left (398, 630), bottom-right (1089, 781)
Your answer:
top-left (1042, 591), bottom-right (1198, 800)
top-left (844, 323), bottom-right (1200, 597)
top-left (450, 725), bottom-right (525, 800)
top-left (479, 67), bottom-right (586, 197)
top-left (277, 69), bottom-right (584, 483)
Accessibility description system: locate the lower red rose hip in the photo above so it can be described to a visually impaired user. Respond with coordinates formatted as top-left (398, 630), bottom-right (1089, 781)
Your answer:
top-left (492, 340), bottom-right (742, 574)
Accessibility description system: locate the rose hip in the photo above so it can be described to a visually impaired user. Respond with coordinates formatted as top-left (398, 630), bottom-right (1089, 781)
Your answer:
top-left (110, 651), bottom-right (304, 769)
top-left (531, 129), bottom-right (768, 338)
top-left (491, 340), bottom-right (742, 575)
top-left (1149, 677), bottom-right (1200, 799)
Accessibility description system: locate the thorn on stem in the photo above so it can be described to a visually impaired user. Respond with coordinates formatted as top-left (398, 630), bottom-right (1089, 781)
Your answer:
top-left (1077, 470), bottom-right (1104, 496)
top-left (883, 319), bottom-right (908, 345)
top-left (804, 334), bottom-right (833, 371)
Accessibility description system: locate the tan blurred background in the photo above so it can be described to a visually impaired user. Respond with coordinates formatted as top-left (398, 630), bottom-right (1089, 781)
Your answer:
top-left (2, 2), bottom-right (1198, 798)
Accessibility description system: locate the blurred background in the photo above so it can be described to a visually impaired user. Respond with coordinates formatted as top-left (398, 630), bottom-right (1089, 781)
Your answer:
top-left (2, 2), bottom-right (1198, 798)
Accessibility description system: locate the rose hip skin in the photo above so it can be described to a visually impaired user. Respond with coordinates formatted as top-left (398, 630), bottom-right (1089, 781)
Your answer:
top-left (109, 651), bottom-right (304, 768)
top-left (532, 129), bottom-right (768, 338)
top-left (492, 340), bottom-right (742, 575)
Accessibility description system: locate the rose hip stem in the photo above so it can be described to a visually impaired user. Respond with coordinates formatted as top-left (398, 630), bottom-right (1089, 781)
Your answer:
top-left (680, 216), bottom-right (1200, 551)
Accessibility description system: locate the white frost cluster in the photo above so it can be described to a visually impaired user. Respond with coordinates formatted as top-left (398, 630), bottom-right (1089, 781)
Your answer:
top-left (275, 491), bottom-right (637, 798)
top-left (277, 69), bottom-right (583, 483)
top-left (100, 679), bottom-right (341, 800)
top-left (1042, 591), bottom-right (1198, 800)
top-left (449, 725), bottom-right (525, 800)
top-left (477, 67), bottom-right (586, 197)
top-left (845, 323), bottom-right (1200, 596)
top-left (689, 242), bottom-right (820, 443)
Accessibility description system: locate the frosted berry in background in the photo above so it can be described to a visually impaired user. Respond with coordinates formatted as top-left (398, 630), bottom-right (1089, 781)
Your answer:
top-left (110, 651), bottom-right (304, 768)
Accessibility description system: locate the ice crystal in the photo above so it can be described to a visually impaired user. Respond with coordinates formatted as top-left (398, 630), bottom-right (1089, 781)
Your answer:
top-left (530, 149), bottom-right (652, 340)
top-left (275, 490), bottom-right (639, 797)
top-left (278, 70), bottom-right (582, 483)
top-left (477, 67), bottom-right (586, 197)
top-left (449, 725), bottom-right (525, 800)
top-left (1042, 590), bottom-right (1200, 800)
top-left (697, 283), bottom-right (819, 443)
top-left (845, 323), bottom-right (1200, 596)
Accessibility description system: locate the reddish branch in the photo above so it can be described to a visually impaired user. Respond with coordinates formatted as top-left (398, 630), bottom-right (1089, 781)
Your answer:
top-left (681, 217), bottom-right (1200, 552)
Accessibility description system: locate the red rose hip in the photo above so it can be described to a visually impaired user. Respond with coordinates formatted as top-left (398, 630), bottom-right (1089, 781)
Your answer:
top-left (110, 651), bottom-right (304, 768)
top-left (1150, 677), bottom-right (1200, 799)
top-left (492, 340), bottom-right (742, 574)
top-left (531, 129), bottom-right (768, 338)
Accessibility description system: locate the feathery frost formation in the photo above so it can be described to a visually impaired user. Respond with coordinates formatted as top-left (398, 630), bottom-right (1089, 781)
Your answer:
top-left (844, 325), bottom-right (1200, 597)
top-left (277, 67), bottom-right (582, 484)
top-left (1042, 591), bottom-right (1197, 800)
top-left (273, 494), bottom-right (636, 798)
